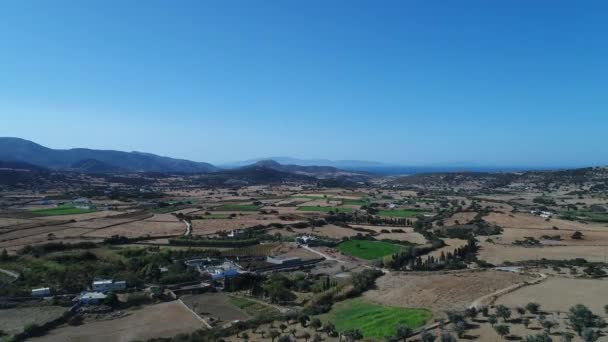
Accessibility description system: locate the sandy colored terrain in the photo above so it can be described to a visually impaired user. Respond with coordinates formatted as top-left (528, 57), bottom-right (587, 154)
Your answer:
top-left (496, 277), bottom-right (608, 314)
top-left (29, 210), bottom-right (124, 221)
top-left (364, 270), bottom-right (533, 317)
top-left (443, 211), bottom-right (477, 226)
top-left (144, 213), bottom-right (183, 222)
top-left (181, 293), bottom-right (249, 322)
top-left (83, 220), bottom-right (185, 238)
top-left (62, 218), bottom-right (142, 229)
top-left (31, 301), bottom-right (205, 342)
top-left (0, 225), bottom-right (78, 244)
top-left (427, 238), bottom-right (470, 259)
top-left (191, 217), bottom-right (302, 235)
top-left (478, 240), bottom-right (608, 264)
top-left (485, 212), bottom-right (608, 232)
top-left (0, 218), bottom-right (37, 228)
top-left (269, 224), bottom-right (362, 240)
top-left (491, 227), bottom-right (608, 245)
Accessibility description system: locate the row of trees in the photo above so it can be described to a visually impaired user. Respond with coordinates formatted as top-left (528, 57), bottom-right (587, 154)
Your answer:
top-left (325, 212), bottom-right (413, 226)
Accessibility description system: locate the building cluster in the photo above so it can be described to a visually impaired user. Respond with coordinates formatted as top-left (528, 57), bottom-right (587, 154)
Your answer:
top-left (531, 210), bottom-right (552, 218)
top-left (76, 279), bottom-right (126, 305)
top-left (184, 258), bottom-right (242, 281)
top-left (31, 279), bottom-right (126, 305)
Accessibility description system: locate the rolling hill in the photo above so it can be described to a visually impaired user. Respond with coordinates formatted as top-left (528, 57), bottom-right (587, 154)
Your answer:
top-left (0, 137), bottom-right (218, 173)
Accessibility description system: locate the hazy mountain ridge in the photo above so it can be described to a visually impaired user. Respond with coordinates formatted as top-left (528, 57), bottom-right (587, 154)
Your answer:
top-left (223, 157), bottom-right (387, 169)
top-left (0, 137), bottom-right (218, 173)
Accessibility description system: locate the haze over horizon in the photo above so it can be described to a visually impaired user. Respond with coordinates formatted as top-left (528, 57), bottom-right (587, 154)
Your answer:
top-left (1, 1), bottom-right (607, 167)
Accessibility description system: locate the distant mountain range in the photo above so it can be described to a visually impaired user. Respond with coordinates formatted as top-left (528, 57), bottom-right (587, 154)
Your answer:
top-left (0, 137), bottom-right (218, 173)
top-left (222, 157), bottom-right (386, 169)
top-left (0, 137), bottom-right (557, 177)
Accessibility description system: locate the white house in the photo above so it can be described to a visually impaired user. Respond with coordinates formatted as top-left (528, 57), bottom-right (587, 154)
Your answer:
top-left (531, 210), bottom-right (552, 218)
top-left (92, 279), bottom-right (126, 293)
top-left (73, 197), bottom-right (93, 209)
top-left (227, 229), bottom-right (242, 238)
top-left (31, 287), bottom-right (51, 297)
top-left (296, 235), bottom-right (316, 244)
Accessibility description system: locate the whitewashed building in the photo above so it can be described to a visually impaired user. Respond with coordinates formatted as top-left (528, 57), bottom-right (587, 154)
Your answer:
top-left (31, 287), bottom-right (51, 297)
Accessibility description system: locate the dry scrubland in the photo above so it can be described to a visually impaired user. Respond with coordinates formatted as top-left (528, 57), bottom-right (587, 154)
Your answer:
top-left (473, 211), bottom-right (608, 264)
top-left (364, 270), bottom-right (534, 317)
top-left (181, 293), bottom-right (250, 322)
top-left (496, 277), bottom-right (608, 313)
top-left (30, 301), bottom-right (205, 342)
top-left (2, 171), bottom-right (608, 342)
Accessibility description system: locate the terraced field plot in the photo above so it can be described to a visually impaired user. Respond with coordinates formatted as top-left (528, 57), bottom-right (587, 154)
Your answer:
top-left (213, 204), bottom-right (261, 211)
top-left (337, 239), bottom-right (405, 260)
top-left (30, 206), bottom-right (96, 216)
top-left (317, 298), bottom-right (431, 339)
top-left (297, 206), bottom-right (353, 213)
top-left (228, 296), bottom-right (279, 317)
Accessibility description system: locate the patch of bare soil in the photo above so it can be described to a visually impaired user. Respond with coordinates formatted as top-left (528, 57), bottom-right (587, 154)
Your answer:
top-left (31, 301), bottom-right (204, 342)
top-left (496, 276), bottom-right (608, 314)
top-left (364, 270), bottom-right (533, 317)
top-left (181, 293), bottom-right (249, 323)
top-left (82, 220), bottom-right (184, 238)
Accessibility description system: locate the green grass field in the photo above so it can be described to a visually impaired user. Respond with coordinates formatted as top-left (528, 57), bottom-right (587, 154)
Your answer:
top-left (228, 296), bottom-right (279, 317)
top-left (377, 209), bottom-right (420, 217)
top-left (336, 239), bottom-right (405, 260)
top-left (318, 298), bottom-right (431, 339)
top-left (213, 204), bottom-right (261, 211)
top-left (30, 206), bottom-right (96, 216)
top-left (560, 210), bottom-right (608, 223)
top-left (297, 206), bottom-right (353, 213)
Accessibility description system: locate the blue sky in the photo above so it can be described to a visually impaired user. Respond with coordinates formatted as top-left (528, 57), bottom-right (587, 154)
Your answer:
top-left (0, 1), bottom-right (606, 167)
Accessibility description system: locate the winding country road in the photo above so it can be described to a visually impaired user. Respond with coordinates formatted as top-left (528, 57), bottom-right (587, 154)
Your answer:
top-left (0, 268), bottom-right (19, 282)
top-left (182, 220), bottom-right (192, 236)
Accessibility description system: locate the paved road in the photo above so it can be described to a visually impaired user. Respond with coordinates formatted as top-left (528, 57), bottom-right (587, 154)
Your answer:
top-left (182, 220), bottom-right (192, 236)
top-left (0, 268), bottom-right (19, 281)
top-left (469, 268), bottom-right (547, 309)
top-left (302, 245), bottom-right (342, 262)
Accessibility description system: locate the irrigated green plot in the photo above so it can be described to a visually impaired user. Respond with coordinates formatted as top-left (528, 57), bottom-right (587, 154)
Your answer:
top-left (378, 209), bottom-right (420, 217)
top-left (560, 210), bottom-right (608, 223)
top-left (30, 206), bottom-right (96, 216)
top-left (336, 239), bottom-right (405, 260)
top-left (228, 296), bottom-right (279, 317)
top-left (317, 298), bottom-right (431, 339)
top-left (213, 204), bottom-right (261, 211)
top-left (297, 206), bottom-right (353, 213)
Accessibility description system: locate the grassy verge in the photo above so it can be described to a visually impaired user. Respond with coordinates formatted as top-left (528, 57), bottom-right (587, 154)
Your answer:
top-left (228, 296), bottom-right (279, 317)
top-left (213, 204), bottom-right (261, 211)
top-left (317, 298), bottom-right (431, 339)
top-left (30, 206), bottom-right (96, 216)
top-left (336, 240), bottom-right (405, 260)
top-left (560, 210), bottom-right (608, 223)
top-left (297, 206), bottom-right (353, 213)
top-left (198, 214), bottom-right (231, 219)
